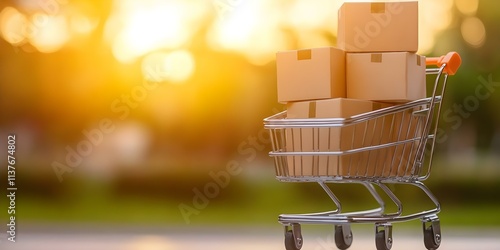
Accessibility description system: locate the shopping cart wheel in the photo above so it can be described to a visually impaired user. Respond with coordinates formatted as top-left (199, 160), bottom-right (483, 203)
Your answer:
top-left (422, 217), bottom-right (441, 250)
top-left (375, 224), bottom-right (393, 250)
top-left (284, 223), bottom-right (303, 250)
top-left (334, 224), bottom-right (353, 249)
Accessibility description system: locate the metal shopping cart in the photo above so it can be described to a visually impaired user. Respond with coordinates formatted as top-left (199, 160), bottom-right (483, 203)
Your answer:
top-left (263, 52), bottom-right (461, 250)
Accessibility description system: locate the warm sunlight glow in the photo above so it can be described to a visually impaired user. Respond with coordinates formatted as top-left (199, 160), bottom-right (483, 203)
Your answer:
top-left (461, 17), bottom-right (486, 48)
top-left (105, 0), bottom-right (209, 64)
top-left (29, 14), bottom-right (69, 53)
top-left (141, 50), bottom-right (195, 83)
top-left (455, 0), bottom-right (479, 16)
top-left (287, 0), bottom-right (337, 30)
top-left (208, 1), bottom-right (288, 65)
top-left (1, 7), bottom-right (70, 52)
top-left (418, 0), bottom-right (454, 54)
top-left (207, 0), bottom-right (454, 61)
top-left (3, 1), bottom-right (457, 60)
top-left (208, 2), bottom-right (258, 52)
top-left (70, 14), bottom-right (98, 35)
top-left (286, 0), bottom-right (339, 49)
top-left (0, 7), bottom-right (28, 45)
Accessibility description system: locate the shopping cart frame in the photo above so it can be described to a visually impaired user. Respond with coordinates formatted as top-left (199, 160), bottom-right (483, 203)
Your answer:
top-left (263, 52), bottom-right (461, 250)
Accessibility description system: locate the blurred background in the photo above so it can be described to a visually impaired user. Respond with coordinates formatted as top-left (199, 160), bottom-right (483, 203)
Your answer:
top-left (0, 0), bottom-right (499, 249)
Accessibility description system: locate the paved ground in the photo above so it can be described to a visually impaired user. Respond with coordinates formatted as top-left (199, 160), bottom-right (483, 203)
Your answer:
top-left (1, 225), bottom-right (499, 250)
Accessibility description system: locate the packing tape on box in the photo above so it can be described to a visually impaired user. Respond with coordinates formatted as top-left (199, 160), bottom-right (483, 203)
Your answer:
top-left (371, 53), bottom-right (383, 63)
top-left (371, 3), bottom-right (385, 13)
top-left (417, 55), bottom-right (421, 66)
top-left (297, 49), bottom-right (312, 60)
top-left (308, 101), bottom-right (317, 118)
top-left (373, 103), bottom-right (384, 110)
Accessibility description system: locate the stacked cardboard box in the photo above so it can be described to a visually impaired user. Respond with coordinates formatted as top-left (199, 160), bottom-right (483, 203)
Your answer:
top-left (276, 1), bottom-right (424, 178)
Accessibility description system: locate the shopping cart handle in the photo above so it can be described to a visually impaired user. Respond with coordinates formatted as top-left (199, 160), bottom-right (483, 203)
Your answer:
top-left (426, 52), bottom-right (461, 75)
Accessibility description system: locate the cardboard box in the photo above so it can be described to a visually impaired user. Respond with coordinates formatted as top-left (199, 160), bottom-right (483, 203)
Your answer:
top-left (285, 98), bottom-right (392, 177)
top-left (284, 98), bottom-right (424, 178)
top-left (277, 47), bottom-right (346, 103)
top-left (337, 1), bottom-right (418, 52)
top-left (364, 108), bottom-right (424, 177)
top-left (347, 52), bottom-right (426, 102)
top-left (286, 98), bottom-right (389, 119)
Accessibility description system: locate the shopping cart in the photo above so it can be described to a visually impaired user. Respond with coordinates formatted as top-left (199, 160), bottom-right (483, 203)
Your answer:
top-left (263, 52), bottom-right (461, 250)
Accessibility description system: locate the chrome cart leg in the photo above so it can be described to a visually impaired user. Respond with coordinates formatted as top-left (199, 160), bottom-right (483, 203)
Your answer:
top-left (284, 223), bottom-right (303, 250)
top-left (374, 183), bottom-right (403, 217)
top-left (334, 224), bottom-right (353, 250)
top-left (318, 182), bottom-right (342, 214)
top-left (279, 182), bottom-right (341, 223)
top-left (422, 215), bottom-right (441, 250)
top-left (375, 223), bottom-right (393, 250)
top-left (361, 182), bottom-right (385, 215)
top-left (412, 181), bottom-right (441, 213)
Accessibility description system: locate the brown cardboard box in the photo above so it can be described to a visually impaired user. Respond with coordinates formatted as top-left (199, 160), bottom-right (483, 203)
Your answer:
top-left (365, 108), bottom-right (424, 177)
top-left (337, 1), bottom-right (418, 52)
top-left (284, 98), bottom-right (424, 178)
top-left (285, 98), bottom-right (392, 177)
top-left (277, 47), bottom-right (346, 103)
top-left (346, 52), bottom-right (426, 102)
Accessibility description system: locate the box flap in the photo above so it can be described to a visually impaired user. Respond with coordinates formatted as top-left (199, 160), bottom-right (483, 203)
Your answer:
top-left (297, 49), bottom-right (311, 60)
top-left (371, 54), bottom-right (383, 63)
top-left (308, 102), bottom-right (317, 118)
top-left (371, 3), bottom-right (385, 13)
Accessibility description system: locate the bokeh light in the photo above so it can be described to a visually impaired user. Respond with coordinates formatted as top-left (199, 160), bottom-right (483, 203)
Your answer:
top-left (455, 0), bottom-right (479, 16)
top-left (286, 0), bottom-right (337, 30)
top-left (29, 14), bottom-right (69, 53)
top-left (0, 6), bottom-right (28, 45)
top-left (69, 14), bottom-right (98, 35)
top-left (0, 6), bottom-right (70, 53)
top-left (418, 0), bottom-right (454, 54)
top-left (105, 0), bottom-right (209, 64)
top-left (207, 1), bottom-right (291, 65)
top-left (1, 1), bottom-right (459, 60)
top-left (461, 17), bottom-right (486, 48)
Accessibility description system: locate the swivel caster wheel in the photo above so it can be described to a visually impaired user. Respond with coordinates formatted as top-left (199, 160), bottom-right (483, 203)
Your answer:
top-left (375, 224), bottom-right (393, 250)
top-left (334, 224), bottom-right (353, 249)
top-left (423, 216), bottom-right (441, 250)
top-left (284, 223), bottom-right (303, 250)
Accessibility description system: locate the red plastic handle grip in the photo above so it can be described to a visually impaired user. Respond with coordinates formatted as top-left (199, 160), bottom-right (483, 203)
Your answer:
top-left (426, 52), bottom-right (462, 75)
